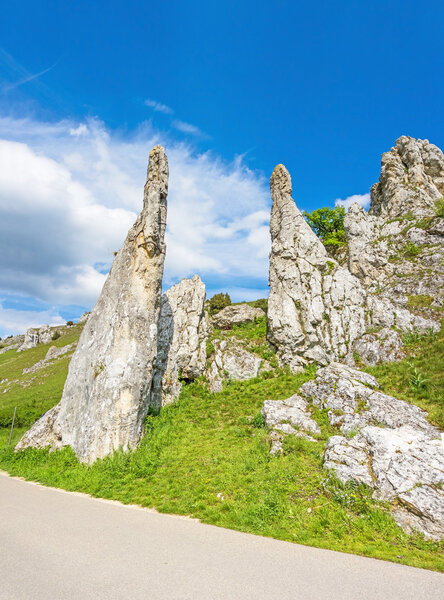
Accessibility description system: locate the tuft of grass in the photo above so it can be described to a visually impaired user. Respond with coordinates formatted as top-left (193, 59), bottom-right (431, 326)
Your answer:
top-left (402, 242), bottom-right (420, 258)
top-left (406, 295), bottom-right (433, 310)
top-left (434, 198), bottom-right (444, 218)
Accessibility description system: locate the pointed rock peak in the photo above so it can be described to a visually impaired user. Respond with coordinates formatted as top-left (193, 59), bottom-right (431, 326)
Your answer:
top-left (146, 145), bottom-right (169, 197)
top-left (270, 163), bottom-right (292, 199)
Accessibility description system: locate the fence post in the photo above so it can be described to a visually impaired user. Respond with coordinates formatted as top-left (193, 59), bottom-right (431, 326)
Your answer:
top-left (8, 406), bottom-right (17, 447)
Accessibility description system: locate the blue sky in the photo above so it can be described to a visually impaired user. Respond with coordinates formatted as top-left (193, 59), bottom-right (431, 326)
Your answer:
top-left (0, 0), bottom-right (443, 335)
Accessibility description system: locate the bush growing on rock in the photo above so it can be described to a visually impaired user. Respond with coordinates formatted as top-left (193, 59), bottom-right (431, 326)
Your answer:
top-left (303, 206), bottom-right (346, 249)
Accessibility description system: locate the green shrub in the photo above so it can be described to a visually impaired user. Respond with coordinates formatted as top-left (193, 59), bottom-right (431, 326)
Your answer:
top-left (66, 321), bottom-right (74, 326)
top-left (208, 293), bottom-right (231, 314)
top-left (303, 206), bottom-right (346, 249)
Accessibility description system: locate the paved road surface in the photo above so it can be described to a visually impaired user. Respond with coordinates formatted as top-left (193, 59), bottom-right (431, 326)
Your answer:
top-left (1, 472), bottom-right (442, 600)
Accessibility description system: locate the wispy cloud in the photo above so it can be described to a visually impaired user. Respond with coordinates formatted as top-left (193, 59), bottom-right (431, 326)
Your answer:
top-left (335, 193), bottom-right (370, 211)
top-left (0, 114), bottom-right (270, 333)
top-left (0, 48), bottom-right (57, 93)
top-left (144, 98), bottom-right (173, 114)
top-left (172, 119), bottom-right (207, 138)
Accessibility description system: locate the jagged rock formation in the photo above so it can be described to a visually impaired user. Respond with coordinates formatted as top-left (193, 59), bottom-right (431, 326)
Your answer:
top-left (211, 304), bottom-right (265, 329)
top-left (150, 275), bottom-right (207, 408)
top-left (370, 136), bottom-right (444, 219)
top-left (17, 145), bottom-right (169, 463)
top-left (0, 333), bottom-right (24, 355)
top-left (266, 163), bottom-right (438, 371)
top-left (206, 338), bottom-right (263, 392)
top-left (17, 325), bottom-right (54, 352)
top-left (345, 137), bottom-right (444, 311)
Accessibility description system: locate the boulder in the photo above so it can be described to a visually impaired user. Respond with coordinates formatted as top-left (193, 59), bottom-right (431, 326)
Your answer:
top-left (150, 275), bottom-right (208, 408)
top-left (211, 304), bottom-right (265, 329)
top-left (325, 426), bottom-right (444, 540)
top-left (352, 327), bottom-right (405, 366)
top-left (17, 145), bottom-right (169, 463)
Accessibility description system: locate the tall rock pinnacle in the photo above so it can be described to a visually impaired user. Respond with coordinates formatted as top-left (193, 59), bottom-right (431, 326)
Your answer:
top-left (17, 145), bottom-right (169, 463)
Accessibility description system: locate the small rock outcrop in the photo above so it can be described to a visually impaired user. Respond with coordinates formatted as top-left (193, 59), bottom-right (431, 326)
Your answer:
top-left (211, 304), bottom-right (265, 329)
top-left (17, 145), bottom-right (169, 463)
top-left (300, 363), bottom-right (438, 436)
top-left (150, 275), bottom-right (207, 408)
top-left (325, 426), bottom-right (444, 540)
top-left (17, 325), bottom-right (54, 352)
top-left (22, 343), bottom-right (76, 375)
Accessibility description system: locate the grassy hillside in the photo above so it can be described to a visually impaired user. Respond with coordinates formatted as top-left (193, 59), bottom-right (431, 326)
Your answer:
top-left (0, 318), bottom-right (443, 571)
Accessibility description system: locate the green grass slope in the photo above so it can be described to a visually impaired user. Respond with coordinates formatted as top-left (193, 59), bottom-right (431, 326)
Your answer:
top-left (0, 318), bottom-right (443, 571)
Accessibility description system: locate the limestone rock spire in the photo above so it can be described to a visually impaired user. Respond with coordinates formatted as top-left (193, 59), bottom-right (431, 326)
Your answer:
top-left (17, 145), bottom-right (169, 463)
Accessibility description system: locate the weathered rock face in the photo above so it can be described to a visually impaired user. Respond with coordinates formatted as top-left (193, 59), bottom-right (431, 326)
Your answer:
top-left (370, 136), bottom-right (444, 219)
top-left (211, 304), bottom-right (265, 329)
top-left (17, 145), bottom-right (169, 463)
top-left (150, 275), bottom-right (207, 408)
top-left (206, 338), bottom-right (264, 392)
top-left (351, 327), bottom-right (404, 366)
top-left (345, 137), bottom-right (444, 312)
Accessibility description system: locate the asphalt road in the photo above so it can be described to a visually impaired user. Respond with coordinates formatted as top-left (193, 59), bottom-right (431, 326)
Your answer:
top-left (0, 472), bottom-right (442, 600)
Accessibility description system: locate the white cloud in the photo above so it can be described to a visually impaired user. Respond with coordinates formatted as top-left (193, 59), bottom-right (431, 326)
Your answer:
top-left (335, 193), bottom-right (370, 211)
top-left (172, 119), bottom-right (207, 137)
top-left (0, 303), bottom-right (65, 338)
top-left (0, 114), bottom-right (271, 333)
top-left (144, 98), bottom-right (173, 114)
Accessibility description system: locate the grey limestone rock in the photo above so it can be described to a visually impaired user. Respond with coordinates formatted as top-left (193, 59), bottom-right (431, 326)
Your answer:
top-left (150, 275), bottom-right (208, 408)
top-left (325, 425), bottom-right (444, 540)
top-left (370, 136), bottom-right (444, 219)
top-left (17, 145), bottom-right (169, 463)
top-left (267, 163), bottom-right (368, 371)
top-left (299, 363), bottom-right (438, 437)
top-left (262, 393), bottom-right (320, 453)
top-left (17, 325), bottom-right (54, 352)
top-left (206, 338), bottom-right (263, 392)
top-left (352, 327), bottom-right (405, 366)
top-left (211, 304), bottom-right (265, 329)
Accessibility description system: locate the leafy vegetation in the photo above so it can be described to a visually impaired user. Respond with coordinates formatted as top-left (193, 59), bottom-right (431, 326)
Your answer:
top-left (406, 295), bottom-right (433, 309)
top-left (303, 206), bottom-right (346, 250)
top-left (208, 292), bottom-right (231, 314)
top-left (0, 318), bottom-right (443, 571)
